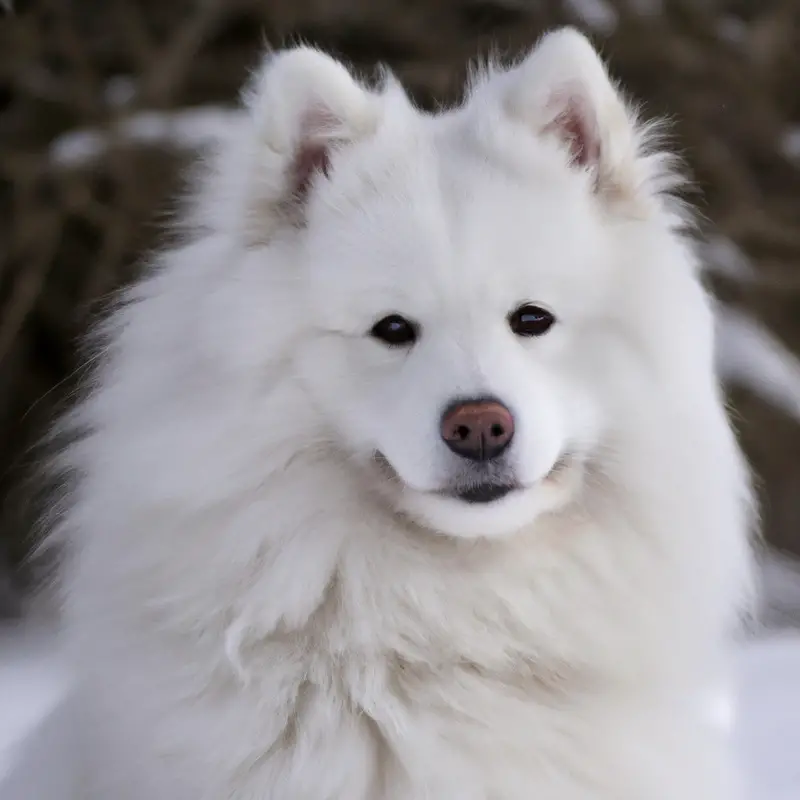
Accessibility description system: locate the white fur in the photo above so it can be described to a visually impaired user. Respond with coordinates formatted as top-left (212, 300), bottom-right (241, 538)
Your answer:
top-left (55, 29), bottom-right (755, 800)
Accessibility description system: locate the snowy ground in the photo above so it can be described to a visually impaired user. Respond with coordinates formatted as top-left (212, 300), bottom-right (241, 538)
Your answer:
top-left (0, 623), bottom-right (798, 799)
top-left (734, 632), bottom-right (800, 800)
top-left (0, 622), bottom-right (77, 800)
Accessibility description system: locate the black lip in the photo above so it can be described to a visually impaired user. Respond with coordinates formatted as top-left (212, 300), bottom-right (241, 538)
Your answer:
top-left (454, 483), bottom-right (515, 504)
top-left (373, 451), bottom-right (518, 505)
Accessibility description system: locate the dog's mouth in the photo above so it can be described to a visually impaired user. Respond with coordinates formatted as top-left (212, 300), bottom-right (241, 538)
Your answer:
top-left (373, 451), bottom-right (572, 505)
top-left (442, 456), bottom-right (570, 504)
top-left (446, 482), bottom-right (516, 504)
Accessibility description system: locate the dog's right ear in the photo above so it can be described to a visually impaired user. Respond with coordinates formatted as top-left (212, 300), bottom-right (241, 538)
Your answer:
top-left (234, 48), bottom-right (379, 240)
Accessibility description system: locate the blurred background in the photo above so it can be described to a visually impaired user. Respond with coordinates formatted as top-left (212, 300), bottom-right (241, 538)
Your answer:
top-left (2, 0), bottom-right (800, 618)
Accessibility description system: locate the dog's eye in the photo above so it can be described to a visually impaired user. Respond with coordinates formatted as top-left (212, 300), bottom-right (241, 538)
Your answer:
top-left (370, 314), bottom-right (418, 346)
top-left (508, 304), bottom-right (555, 337)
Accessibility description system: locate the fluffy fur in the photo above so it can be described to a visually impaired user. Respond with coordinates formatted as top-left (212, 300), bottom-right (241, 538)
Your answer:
top-left (55, 29), bottom-right (754, 800)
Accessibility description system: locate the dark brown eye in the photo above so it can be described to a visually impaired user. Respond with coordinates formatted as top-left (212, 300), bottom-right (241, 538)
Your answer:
top-left (370, 314), bottom-right (418, 346)
top-left (508, 304), bottom-right (555, 337)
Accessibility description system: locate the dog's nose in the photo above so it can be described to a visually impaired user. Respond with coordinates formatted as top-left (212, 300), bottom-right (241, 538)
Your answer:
top-left (441, 399), bottom-right (514, 462)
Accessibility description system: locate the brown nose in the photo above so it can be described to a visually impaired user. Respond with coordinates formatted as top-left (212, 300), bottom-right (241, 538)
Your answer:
top-left (440, 399), bottom-right (514, 462)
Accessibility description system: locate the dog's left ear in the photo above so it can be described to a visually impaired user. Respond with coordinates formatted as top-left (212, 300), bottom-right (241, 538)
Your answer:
top-left (499, 28), bottom-right (645, 203)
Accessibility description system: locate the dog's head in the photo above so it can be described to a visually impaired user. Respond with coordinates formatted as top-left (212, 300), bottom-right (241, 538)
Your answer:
top-left (213, 30), bottom-right (715, 539)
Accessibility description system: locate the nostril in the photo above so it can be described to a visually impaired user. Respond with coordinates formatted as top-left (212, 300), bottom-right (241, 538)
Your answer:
top-left (489, 423), bottom-right (505, 439)
top-left (455, 424), bottom-right (471, 441)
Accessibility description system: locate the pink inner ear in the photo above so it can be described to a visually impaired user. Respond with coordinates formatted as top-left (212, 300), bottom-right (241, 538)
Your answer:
top-left (546, 96), bottom-right (600, 170)
top-left (290, 105), bottom-right (341, 201)
top-left (291, 142), bottom-right (331, 200)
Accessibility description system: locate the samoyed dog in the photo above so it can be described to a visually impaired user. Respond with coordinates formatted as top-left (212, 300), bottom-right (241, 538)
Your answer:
top-left (55, 28), bottom-right (754, 800)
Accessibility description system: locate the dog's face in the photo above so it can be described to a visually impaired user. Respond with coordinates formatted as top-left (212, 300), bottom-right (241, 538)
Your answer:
top-left (295, 134), bottom-right (618, 538)
top-left (235, 32), bottom-right (702, 538)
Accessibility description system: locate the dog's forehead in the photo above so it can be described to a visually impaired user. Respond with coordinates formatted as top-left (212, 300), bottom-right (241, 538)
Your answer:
top-left (306, 111), bottom-right (615, 320)
top-left (418, 120), bottom-right (601, 259)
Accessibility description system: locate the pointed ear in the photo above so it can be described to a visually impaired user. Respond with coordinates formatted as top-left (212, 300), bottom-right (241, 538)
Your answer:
top-left (229, 47), bottom-right (379, 240)
top-left (499, 28), bottom-right (646, 204)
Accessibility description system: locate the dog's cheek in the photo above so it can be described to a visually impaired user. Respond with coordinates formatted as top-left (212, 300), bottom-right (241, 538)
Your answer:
top-left (290, 337), bottom-right (380, 453)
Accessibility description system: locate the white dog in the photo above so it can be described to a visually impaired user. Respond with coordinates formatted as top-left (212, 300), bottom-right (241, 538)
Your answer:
top-left (54, 28), bottom-right (755, 800)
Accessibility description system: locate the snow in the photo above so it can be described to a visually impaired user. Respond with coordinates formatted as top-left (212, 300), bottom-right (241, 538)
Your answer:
top-left (735, 633), bottom-right (800, 800)
top-left (716, 307), bottom-right (800, 422)
top-left (0, 621), bottom-right (799, 799)
top-left (781, 128), bottom-right (800, 164)
top-left (49, 107), bottom-right (242, 168)
top-left (103, 76), bottom-right (137, 110)
top-left (716, 17), bottom-right (748, 46)
top-left (761, 554), bottom-right (800, 629)
top-left (0, 623), bottom-right (77, 800)
top-left (563, 0), bottom-right (618, 35)
top-left (702, 235), bottom-right (756, 283)
top-left (627, 0), bottom-right (664, 16)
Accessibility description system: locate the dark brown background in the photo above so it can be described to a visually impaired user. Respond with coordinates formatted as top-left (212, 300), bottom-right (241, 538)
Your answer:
top-left (2, 0), bottom-right (800, 592)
